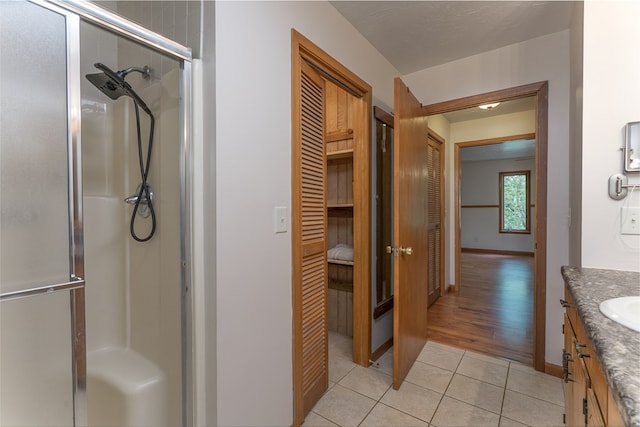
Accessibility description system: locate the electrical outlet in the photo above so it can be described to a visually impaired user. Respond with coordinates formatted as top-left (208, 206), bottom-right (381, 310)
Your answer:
top-left (621, 207), bottom-right (640, 235)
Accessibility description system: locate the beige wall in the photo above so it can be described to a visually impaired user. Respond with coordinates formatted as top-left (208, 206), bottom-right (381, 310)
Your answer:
top-left (428, 114), bottom-right (451, 143)
top-left (450, 110), bottom-right (535, 143)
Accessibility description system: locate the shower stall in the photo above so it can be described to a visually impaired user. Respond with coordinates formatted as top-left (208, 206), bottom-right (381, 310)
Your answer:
top-left (0, 1), bottom-right (194, 425)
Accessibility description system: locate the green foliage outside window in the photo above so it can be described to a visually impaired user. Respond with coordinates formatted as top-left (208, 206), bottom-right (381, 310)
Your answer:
top-left (500, 171), bottom-right (529, 233)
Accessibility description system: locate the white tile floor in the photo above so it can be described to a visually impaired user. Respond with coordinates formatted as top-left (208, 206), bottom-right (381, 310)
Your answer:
top-left (303, 332), bottom-right (564, 427)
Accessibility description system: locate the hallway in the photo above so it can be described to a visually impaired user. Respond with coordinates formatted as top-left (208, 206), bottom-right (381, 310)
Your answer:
top-left (304, 332), bottom-right (563, 426)
top-left (428, 253), bottom-right (534, 365)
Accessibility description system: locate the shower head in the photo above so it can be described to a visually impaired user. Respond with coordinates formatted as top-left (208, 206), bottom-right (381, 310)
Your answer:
top-left (85, 63), bottom-right (151, 115)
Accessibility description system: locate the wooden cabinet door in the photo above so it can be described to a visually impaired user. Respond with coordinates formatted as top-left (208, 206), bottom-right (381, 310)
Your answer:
top-left (392, 78), bottom-right (430, 389)
top-left (607, 390), bottom-right (626, 427)
top-left (587, 388), bottom-right (605, 427)
top-left (565, 313), bottom-right (589, 427)
top-left (573, 344), bottom-right (589, 427)
top-left (563, 315), bottom-right (578, 426)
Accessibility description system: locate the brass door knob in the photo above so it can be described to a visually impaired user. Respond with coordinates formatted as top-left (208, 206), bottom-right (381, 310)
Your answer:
top-left (400, 246), bottom-right (413, 255)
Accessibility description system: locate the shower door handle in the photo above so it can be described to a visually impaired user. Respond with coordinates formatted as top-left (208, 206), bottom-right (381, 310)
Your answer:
top-left (0, 276), bottom-right (85, 302)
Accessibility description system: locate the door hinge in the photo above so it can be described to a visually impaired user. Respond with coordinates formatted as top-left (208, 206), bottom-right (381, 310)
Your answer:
top-left (583, 397), bottom-right (588, 416)
top-left (562, 323), bottom-right (565, 334)
top-left (563, 413), bottom-right (566, 424)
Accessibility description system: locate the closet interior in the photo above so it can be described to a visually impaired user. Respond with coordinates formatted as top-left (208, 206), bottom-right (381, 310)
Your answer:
top-left (325, 81), bottom-right (357, 339)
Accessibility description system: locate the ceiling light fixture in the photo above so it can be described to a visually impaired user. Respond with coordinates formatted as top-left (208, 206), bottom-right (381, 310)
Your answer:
top-left (478, 102), bottom-right (500, 110)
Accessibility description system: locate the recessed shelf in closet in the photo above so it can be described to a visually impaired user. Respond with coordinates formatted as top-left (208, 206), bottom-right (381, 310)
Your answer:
top-left (326, 107), bottom-right (357, 338)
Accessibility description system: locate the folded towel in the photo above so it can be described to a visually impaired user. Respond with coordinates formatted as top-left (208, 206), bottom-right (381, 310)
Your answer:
top-left (328, 244), bottom-right (353, 261)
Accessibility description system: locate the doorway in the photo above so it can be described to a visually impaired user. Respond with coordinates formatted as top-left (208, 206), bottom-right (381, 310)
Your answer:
top-left (291, 30), bottom-right (372, 424)
top-left (422, 82), bottom-right (548, 372)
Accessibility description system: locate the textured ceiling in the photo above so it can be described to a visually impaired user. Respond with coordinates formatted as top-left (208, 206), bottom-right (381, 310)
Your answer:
top-left (330, 1), bottom-right (576, 74)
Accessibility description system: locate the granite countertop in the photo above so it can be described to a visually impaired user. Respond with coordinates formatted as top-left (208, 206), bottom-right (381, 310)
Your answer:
top-left (561, 266), bottom-right (640, 426)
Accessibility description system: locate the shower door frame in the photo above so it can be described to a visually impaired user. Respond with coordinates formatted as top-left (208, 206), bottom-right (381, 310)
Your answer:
top-left (19, 1), bottom-right (193, 425)
top-left (0, 2), bottom-right (86, 425)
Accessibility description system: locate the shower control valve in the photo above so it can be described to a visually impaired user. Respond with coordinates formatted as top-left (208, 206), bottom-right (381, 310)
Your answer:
top-left (125, 183), bottom-right (154, 218)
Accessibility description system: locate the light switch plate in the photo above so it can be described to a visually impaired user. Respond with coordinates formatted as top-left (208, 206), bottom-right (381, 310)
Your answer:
top-left (621, 207), bottom-right (640, 235)
top-left (274, 206), bottom-right (288, 233)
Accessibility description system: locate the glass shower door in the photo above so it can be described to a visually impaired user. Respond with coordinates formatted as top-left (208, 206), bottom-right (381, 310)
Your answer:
top-left (0, 2), bottom-right (85, 426)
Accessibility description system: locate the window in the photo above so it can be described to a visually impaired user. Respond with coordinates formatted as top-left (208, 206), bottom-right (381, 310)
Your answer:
top-left (500, 171), bottom-right (530, 233)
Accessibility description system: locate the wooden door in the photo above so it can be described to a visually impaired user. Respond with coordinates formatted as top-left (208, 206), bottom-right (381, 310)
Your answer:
top-left (427, 133), bottom-right (443, 307)
top-left (392, 78), bottom-right (430, 389)
top-left (292, 61), bottom-right (328, 420)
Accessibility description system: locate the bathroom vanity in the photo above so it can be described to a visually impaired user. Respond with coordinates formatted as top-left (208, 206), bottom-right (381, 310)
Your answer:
top-left (561, 267), bottom-right (640, 426)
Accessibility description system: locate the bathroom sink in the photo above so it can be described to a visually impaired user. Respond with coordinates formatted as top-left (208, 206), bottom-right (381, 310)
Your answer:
top-left (599, 296), bottom-right (640, 332)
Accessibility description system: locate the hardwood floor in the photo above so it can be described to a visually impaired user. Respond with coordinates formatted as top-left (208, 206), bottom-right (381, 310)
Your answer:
top-left (427, 252), bottom-right (534, 365)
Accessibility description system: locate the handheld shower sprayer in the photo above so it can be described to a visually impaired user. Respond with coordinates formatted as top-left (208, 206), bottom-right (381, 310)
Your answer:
top-left (86, 63), bottom-right (156, 242)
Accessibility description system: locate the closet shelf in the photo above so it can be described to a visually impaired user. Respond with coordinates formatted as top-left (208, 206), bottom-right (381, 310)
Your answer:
top-left (325, 129), bottom-right (354, 143)
top-left (326, 149), bottom-right (353, 160)
top-left (328, 259), bottom-right (354, 266)
top-left (327, 203), bottom-right (353, 209)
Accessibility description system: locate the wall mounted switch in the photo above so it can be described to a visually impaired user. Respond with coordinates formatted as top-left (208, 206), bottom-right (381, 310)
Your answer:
top-left (621, 207), bottom-right (640, 235)
top-left (274, 206), bottom-right (288, 233)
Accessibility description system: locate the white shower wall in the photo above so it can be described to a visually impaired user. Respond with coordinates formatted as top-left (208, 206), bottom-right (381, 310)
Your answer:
top-left (81, 22), bottom-right (183, 427)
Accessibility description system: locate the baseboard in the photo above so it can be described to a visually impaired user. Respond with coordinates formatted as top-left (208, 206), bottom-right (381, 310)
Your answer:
top-left (545, 362), bottom-right (563, 378)
top-left (447, 283), bottom-right (459, 293)
top-left (370, 337), bottom-right (393, 362)
top-left (461, 247), bottom-right (534, 257)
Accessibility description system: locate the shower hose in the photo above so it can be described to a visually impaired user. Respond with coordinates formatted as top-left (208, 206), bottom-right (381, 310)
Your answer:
top-left (130, 100), bottom-right (156, 242)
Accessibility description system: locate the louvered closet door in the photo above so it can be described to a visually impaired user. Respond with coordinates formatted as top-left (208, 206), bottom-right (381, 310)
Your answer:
top-left (427, 136), bottom-right (442, 307)
top-left (293, 60), bottom-right (328, 419)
